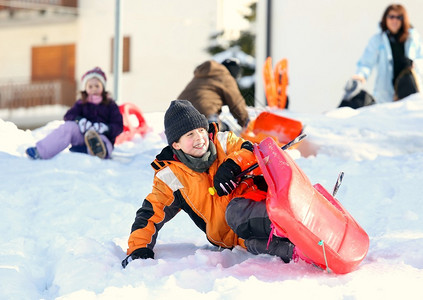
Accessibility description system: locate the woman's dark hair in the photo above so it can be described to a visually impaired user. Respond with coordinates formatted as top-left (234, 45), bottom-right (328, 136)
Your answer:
top-left (380, 4), bottom-right (412, 43)
top-left (80, 90), bottom-right (111, 105)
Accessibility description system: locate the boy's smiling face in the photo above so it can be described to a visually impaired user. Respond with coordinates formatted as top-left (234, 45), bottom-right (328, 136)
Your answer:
top-left (172, 128), bottom-right (209, 157)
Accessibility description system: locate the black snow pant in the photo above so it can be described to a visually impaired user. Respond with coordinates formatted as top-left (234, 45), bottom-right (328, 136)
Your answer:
top-left (225, 197), bottom-right (294, 263)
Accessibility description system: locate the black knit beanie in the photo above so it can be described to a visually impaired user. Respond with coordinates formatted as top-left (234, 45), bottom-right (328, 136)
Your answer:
top-left (222, 58), bottom-right (241, 79)
top-left (164, 100), bottom-right (209, 145)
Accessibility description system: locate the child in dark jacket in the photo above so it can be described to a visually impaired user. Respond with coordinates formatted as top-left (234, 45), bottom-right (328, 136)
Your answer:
top-left (122, 100), bottom-right (297, 268)
top-left (26, 67), bottom-right (123, 159)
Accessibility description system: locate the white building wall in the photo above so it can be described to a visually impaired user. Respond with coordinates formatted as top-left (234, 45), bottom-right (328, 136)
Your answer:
top-left (256, 0), bottom-right (423, 114)
top-left (0, 21), bottom-right (77, 82)
top-left (0, 0), bottom-right (223, 114)
top-left (0, 0), bottom-right (254, 119)
top-left (78, 0), bottom-right (217, 113)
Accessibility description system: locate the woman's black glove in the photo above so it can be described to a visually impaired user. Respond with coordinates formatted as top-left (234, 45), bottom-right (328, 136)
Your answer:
top-left (213, 159), bottom-right (242, 196)
top-left (121, 248), bottom-right (154, 268)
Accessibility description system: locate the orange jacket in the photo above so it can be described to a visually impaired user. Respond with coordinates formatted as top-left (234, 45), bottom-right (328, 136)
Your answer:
top-left (126, 124), bottom-right (260, 256)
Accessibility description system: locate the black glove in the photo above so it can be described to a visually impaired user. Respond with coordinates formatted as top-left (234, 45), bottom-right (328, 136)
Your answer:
top-left (121, 248), bottom-right (154, 268)
top-left (253, 175), bottom-right (268, 191)
top-left (213, 159), bottom-right (242, 196)
top-left (400, 56), bottom-right (413, 69)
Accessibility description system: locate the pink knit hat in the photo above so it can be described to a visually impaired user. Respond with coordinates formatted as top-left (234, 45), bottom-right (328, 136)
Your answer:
top-left (81, 67), bottom-right (107, 90)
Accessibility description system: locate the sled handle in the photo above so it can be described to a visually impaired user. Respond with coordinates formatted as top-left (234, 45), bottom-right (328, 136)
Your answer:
top-left (235, 132), bottom-right (307, 179)
top-left (208, 133), bottom-right (307, 195)
top-left (332, 171), bottom-right (344, 197)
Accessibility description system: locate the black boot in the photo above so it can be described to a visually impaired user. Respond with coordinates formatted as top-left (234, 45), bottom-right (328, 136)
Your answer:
top-left (84, 130), bottom-right (107, 159)
top-left (245, 237), bottom-right (294, 263)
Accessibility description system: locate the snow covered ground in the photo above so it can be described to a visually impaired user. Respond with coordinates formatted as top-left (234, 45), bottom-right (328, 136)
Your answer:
top-left (1, 94), bottom-right (423, 299)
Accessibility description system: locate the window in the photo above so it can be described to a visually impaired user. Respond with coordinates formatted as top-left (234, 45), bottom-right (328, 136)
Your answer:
top-left (111, 36), bottom-right (130, 73)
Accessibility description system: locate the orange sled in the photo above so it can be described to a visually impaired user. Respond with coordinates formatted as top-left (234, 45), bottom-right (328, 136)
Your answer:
top-left (115, 102), bottom-right (149, 144)
top-left (263, 57), bottom-right (278, 107)
top-left (241, 111), bottom-right (303, 147)
top-left (274, 58), bottom-right (289, 109)
top-left (263, 57), bottom-right (289, 109)
top-left (254, 137), bottom-right (369, 274)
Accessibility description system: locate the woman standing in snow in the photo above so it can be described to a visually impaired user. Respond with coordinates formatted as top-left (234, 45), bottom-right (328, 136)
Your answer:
top-left (352, 4), bottom-right (423, 103)
top-left (25, 67), bottom-right (123, 160)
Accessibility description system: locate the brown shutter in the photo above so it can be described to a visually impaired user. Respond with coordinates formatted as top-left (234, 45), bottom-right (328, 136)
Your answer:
top-left (111, 36), bottom-right (130, 73)
top-left (31, 44), bottom-right (75, 81)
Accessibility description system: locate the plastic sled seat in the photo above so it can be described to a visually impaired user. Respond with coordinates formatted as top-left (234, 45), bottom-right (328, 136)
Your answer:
top-left (115, 102), bottom-right (149, 144)
top-left (241, 111), bottom-right (303, 147)
top-left (254, 137), bottom-right (369, 274)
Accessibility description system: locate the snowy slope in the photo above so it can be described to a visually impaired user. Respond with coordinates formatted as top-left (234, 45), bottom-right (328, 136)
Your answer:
top-left (1, 95), bottom-right (423, 299)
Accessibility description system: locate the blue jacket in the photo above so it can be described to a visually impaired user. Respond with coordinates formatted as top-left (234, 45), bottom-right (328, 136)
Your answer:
top-left (356, 28), bottom-right (423, 103)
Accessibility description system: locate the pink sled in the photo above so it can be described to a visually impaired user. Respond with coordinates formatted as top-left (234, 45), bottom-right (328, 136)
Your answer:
top-left (254, 137), bottom-right (369, 274)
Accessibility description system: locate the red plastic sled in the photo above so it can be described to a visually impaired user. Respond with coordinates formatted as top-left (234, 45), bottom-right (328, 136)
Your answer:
top-left (241, 111), bottom-right (303, 147)
top-left (115, 102), bottom-right (149, 144)
top-left (254, 137), bottom-right (369, 274)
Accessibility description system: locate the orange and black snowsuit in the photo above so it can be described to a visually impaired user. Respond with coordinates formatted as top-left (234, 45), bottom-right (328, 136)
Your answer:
top-left (126, 124), bottom-right (260, 258)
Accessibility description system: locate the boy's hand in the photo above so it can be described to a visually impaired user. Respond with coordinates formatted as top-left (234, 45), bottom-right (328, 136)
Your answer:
top-left (213, 159), bottom-right (242, 196)
top-left (121, 248), bottom-right (154, 268)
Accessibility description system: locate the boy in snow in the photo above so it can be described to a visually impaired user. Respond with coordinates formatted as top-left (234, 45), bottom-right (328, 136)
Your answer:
top-left (25, 67), bottom-right (123, 160)
top-left (122, 100), bottom-right (297, 268)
